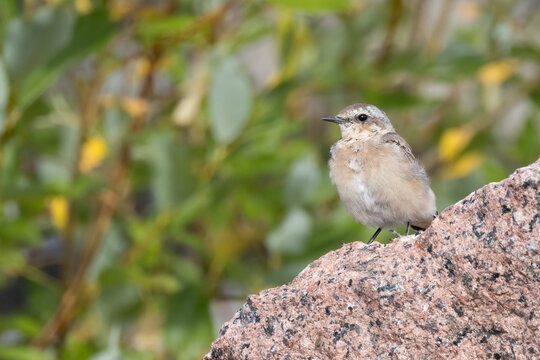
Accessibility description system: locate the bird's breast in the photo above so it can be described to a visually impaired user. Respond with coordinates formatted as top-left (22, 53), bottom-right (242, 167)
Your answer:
top-left (328, 138), bottom-right (436, 229)
top-left (329, 141), bottom-right (382, 224)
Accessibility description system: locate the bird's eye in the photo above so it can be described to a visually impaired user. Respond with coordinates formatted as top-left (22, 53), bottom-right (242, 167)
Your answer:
top-left (357, 113), bottom-right (368, 122)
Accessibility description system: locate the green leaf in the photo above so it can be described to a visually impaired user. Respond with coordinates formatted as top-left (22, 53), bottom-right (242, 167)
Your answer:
top-left (97, 281), bottom-right (141, 323)
top-left (530, 87), bottom-right (540, 107)
top-left (434, 46), bottom-right (485, 79)
top-left (482, 160), bottom-right (509, 183)
top-left (23, 280), bottom-right (61, 323)
top-left (0, 58), bottom-right (8, 133)
top-left (512, 118), bottom-right (540, 164)
top-left (3, 7), bottom-right (75, 83)
top-left (87, 224), bottom-right (126, 281)
top-left (0, 346), bottom-right (55, 360)
top-left (0, 1), bottom-right (18, 28)
top-left (36, 124), bottom-right (78, 184)
top-left (171, 258), bottom-right (203, 285)
top-left (89, 326), bottom-right (121, 360)
top-left (165, 288), bottom-right (213, 359)
top-left (138, 272), bottom-right (181, 293)
top-left (149, 132), bottom-right (178, 211)
top-left (209, 56), bottom-right (253, 144)
top-left (103, 107), bottom-right (129, 153)
top-left (284, 154), bottom-right (321, 206)
top-left (363, 88), bottom-right (424, 109)
top-left (266, 207), bottom-right (312, 255)
top-left (16, 9), bottom-right (116, 111)
top-left (136, 15), bottom-right (194, 43)
top-left (0, 216), bottom-right (40, 246)
top-left (0, 248), bottom-right (25, 282)
top-left (511, 44), bottom-right (540, 62)
top-left (269, 0), bottom-right (351, 12)
top-left (60, 337), bottom-right (94, 360)
top-left (2, 315), bottom-right (42, 338)
top-left (148, 132), bottom-right (195, 211)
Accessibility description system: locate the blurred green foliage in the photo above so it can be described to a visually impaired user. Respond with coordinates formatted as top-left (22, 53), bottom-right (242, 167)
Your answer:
top-left (0, 0), bottom-right (539, 359)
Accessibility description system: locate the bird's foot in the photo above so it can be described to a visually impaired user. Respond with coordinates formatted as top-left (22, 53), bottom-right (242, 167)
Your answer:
top-left (388, 229), bottom-right (401, 237)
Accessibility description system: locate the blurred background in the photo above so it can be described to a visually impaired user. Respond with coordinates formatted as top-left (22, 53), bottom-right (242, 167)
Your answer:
top-left (0, 0), bottom-right (539, 359)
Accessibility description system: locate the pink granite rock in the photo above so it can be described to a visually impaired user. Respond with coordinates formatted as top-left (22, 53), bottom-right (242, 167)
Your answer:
top-left (204, 159), bottom-right (540, 359)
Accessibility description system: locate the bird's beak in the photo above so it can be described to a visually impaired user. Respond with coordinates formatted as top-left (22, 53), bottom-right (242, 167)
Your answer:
top-left (321, 116), bottom-right (345, 124)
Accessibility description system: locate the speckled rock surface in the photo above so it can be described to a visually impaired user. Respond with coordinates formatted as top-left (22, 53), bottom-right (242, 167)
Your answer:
top-left (204, 159), bottom-right (540, 360)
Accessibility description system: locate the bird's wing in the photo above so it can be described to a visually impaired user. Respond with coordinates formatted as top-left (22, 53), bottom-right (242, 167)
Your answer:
top-left (380, 132), bottom-right (416, 163)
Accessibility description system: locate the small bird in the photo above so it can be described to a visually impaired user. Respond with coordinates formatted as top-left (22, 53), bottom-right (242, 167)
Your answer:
top-left (323, 103), bottom-right (436, 244)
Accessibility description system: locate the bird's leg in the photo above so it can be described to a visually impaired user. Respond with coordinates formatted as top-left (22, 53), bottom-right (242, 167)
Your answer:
top-left (405, 222), bottom-right (410, 235)
top-left (367, 228), bottom-right (382, 244)
top-left (388, 229), bottom-right (400, 237)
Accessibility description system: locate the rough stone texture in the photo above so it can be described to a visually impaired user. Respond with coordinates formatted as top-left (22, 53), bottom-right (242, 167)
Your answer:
top-left (204, 159), bottom-right (540, 360)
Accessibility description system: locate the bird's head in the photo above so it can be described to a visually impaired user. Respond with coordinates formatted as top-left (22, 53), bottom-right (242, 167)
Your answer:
top-left (322, 103), bottom-right (395, 139)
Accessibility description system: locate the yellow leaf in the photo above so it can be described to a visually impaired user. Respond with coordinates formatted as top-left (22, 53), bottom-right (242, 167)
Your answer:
top-left (458, 2), bottom-right (479, 20)
top-left (110, 0), bottom-right (133, 20)
top-left (75, 0), bottom-right (92, 14)
top-left (172, 69), bottom-right (207, 127)
top-left (100, 95), bottom-right (116, 108)
top-left (264, 72), bottom-right (277, 87)
top-left (49, 196), bottom-right (69, 232)
top-left (134, 58), bottom-right (152, 78)
top-left (438, 126), bottom-right (475, 161)
top-left (122, 98), bottom-right (149, 118)
top-left (79, 136), bottom-right (108, 172)
top-left (172, 92), bottom-right (202, 127)
top-left (157, 55), bottom-right (175, 71)
top-left (478, 60), bottom-right (515, 86)
top-left (446, 152), bottom-right (484, 178)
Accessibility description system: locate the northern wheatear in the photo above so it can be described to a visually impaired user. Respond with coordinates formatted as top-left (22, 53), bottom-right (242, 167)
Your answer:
top-left (323, 103), bottom-right (436, 244)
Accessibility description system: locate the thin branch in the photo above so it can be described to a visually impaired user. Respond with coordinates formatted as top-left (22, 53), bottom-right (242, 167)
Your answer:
top-left (376, 0), bottom-right (404, 65)
top-left (33, 52), bottom-right (158, 349)
top-left (33, 0), bottom-right (236, 348)
top-left (62, 70), bottom-right (104, 286)
top-left (158, 0), bottom-right (236, 48)
top-left (425, 0), bottom-right (455, 58)
top-left (407, 0), bottom-right (425, 48)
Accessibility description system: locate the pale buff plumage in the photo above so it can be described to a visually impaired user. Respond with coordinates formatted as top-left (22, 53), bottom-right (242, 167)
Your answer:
top-left (323, 103), bottom-right (436, 243)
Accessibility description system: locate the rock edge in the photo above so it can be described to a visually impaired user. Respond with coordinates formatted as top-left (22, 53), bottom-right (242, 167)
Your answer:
top-left (205, 159), bottom-right (540, 359)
